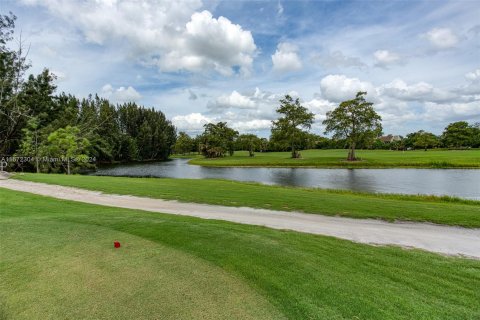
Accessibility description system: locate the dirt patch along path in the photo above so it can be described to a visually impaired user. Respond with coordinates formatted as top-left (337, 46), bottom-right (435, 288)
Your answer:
top-left (1, 179), bottom-right (479, 259)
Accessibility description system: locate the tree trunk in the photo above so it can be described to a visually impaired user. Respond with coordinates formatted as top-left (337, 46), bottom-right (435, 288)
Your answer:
top-left (347, 142), bottom-right (356, 161)
top-left (35, 131), bottom-right (39, 173)
top-left (291, 131), bottom-right (297, 158)
top-left (67, 157), bottom-right (70, 175)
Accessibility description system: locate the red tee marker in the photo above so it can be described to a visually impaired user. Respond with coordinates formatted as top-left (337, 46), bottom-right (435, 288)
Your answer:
top-left (114, 241), bottom-right (121, 248)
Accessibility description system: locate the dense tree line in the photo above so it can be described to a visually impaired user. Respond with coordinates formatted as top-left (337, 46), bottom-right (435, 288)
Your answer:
top-left (370, 122), bottom-right (480, 151)
top-left (1, 13), bottom-right (176, 173)
top-left (175, 113), bottom-right (478, 160)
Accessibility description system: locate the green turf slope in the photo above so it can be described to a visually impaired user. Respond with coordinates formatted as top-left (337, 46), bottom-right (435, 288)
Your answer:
top-left (1, 188), bottom-right (479, 319)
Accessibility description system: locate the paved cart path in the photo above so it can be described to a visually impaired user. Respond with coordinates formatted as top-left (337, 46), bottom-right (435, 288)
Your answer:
top-left (1, 179), bottom-right (479, 259)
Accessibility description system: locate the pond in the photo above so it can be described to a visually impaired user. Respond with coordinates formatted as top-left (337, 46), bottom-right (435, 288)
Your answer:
top-left (91, 158), bottom-right (480, 200)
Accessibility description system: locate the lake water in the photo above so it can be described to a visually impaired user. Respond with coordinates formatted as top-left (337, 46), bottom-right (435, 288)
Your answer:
top-left (91, 158), bottom-right (480, 199)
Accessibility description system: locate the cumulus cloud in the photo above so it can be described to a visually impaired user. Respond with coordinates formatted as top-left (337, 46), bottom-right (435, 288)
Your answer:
top-left (423, 101), bottom-right (480, 122)
top-left (231, 119), bottom-right (272, 131)
top-left (191, 87), bottom-right (287, 133)
top-left (172, 112), bottom-right (271, 133)
top-left (101, 84), bottom-right (142, 103)
top-left (172, 112), bottom-right (212, 132)
top-left (22, 1), bottom-right (256, 76)
top-left (465, 69), bottom-right (480, 81)
top-left (303, 99), bottom-right (337, 126)
top-left (207, 90), bottom-right (256, 112)
top-left (373, 50), bottom-right (402, 68)
top-left (271, 42), bottom-right (302, 73)
top-left (159, 10), bottom-right (256, 75)
top-left (21, 0), bottom-right (200, 48)
top-left (456, 68), bottom-right (480, 95)
top-left (320, 74), bottom-right (376, 102)
top-left (304, 98), bottom-right (336, 117)
top-left (379, 79), bottom-right (456, 102)
top-left (424, 27), bottom-right (459, 49)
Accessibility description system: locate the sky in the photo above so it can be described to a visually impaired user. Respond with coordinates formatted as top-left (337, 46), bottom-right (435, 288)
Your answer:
top-left (3, 0), bottom-right (480, 137)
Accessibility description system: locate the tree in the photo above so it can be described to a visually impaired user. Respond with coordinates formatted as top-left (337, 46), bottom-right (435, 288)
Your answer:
top-left (117, 103), bottom-right (176, 161)
top-left (20, 68), bottom-right (57, 126)
top-left (174, 132), bottom-right (194, 155)
top-left (16, 116), bottom-right (40, 172)
top-left (323, 91), bottom-right (382, 161)
top-left (271, 95), bottom-right (314, 158)
top-left (259, 138), bottom-right (269, 152)
top-left (472, 123), bottom-right (480, 148)
top-left (406, 130), bottom-right (439, 151)
top-left (200, 122), bottom-right (238, 158)
top-left (442, 121), bottom-right (474, 148)
top-left (0, 12), bottom-right (31, 154)
top-left (236, 134), bottom-right (261, 157)
top-left (45, 126), bottom-right (90, 174)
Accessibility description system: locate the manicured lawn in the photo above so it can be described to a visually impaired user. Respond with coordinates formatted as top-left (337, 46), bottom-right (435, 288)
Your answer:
top-left (188, 149), bottom-right (480, 168)
top-left (1, 188), bottom-right (479, 319)
top-left (13, 174), bottom-right (480, 227)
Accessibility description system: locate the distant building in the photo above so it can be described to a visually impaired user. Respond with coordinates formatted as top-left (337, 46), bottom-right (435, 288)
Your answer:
top-left (378, 134), bottom-right (402, 143)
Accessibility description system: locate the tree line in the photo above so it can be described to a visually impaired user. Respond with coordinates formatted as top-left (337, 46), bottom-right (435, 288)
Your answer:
top-left (175, 92), bottom-right (480, 160)
top-left (1, 13), bottom-right (176, 173)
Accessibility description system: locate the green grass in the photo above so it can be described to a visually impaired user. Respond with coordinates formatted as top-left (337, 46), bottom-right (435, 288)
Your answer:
top-left (1, 188), bottom-right (479, 319)
top-left (189, 149), bottom-right (480, 168)
top-left (13, 173), bottom-right (480, 228)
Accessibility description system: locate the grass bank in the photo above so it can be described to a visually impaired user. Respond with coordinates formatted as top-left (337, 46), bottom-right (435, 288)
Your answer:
top-left (1, 188), bottom-right (479, 319)
top-left (188, 149), bottom-right (480, 168)
top-left (13, 174), bottom-right (480, 227)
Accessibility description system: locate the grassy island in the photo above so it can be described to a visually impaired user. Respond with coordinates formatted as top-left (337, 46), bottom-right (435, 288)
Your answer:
top-left (187, 149), bottom-right (480, 168)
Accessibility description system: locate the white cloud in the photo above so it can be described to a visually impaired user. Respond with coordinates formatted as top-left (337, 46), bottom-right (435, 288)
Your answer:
top-left (232, 119), bottom-right (272, 131)
top-left (423, 101), bottom-right (480, 122)
top-left (424, 27), bottom-right (459, 49)
top-left (380, 79), bottom-right (456, 102)
top-left (172, 112), bottom-right (271, 133)
top-left (305, 98), bottom-right (336, 114)
top-left (192, 87), bottom-right (286, 134)
top-left (101, 84), bottom-right (142, 103)
top-left (465, 69), bottom-right (480, 81)
top-left (320, 74), bottom-right (376, 102)
top-left (373, 50), bottom-right (402, 68)
top-left (172, 112), bottom-right (212, 132)
top-left (456, 68), bottom-right (480, 95)
top-left (21, 1), bottom-right (256, 76)
top-left (271, 42), bottom-right (302, 73)
top-left (160, 10), bottom-right (256, 75)
top-left (304, 98), bottom-right (337, 125)
top-left (207, 90), bottom-right (256, 111)
top-left (22, 0), bottom-right (200, 48)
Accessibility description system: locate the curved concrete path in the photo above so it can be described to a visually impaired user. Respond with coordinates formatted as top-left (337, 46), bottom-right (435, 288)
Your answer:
top-left (1, 179), bottom-right (479, 259)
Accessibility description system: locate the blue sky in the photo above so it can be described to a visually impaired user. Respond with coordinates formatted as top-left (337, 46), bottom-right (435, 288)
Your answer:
top-left (3, 0), bottom-right (480, 136)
